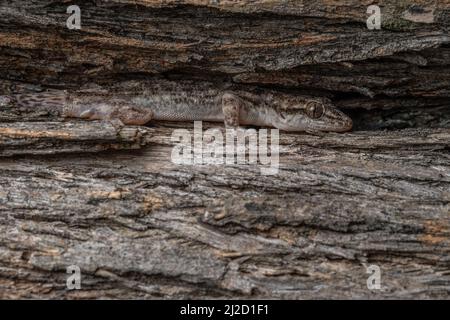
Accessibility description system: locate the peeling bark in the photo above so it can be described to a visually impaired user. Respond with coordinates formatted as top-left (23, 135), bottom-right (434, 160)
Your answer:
top-left (0, 121), bottom-right (150, 156)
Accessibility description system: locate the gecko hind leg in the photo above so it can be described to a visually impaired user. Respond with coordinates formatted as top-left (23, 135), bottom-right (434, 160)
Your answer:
top-left (115, 105), bottom-right (153, 125)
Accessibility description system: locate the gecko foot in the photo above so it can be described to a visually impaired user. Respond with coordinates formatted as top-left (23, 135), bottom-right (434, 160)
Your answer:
top-left (79, 108), bottom-right (96, 119)
top-left (109, 119), bottom-right (125, 131)
top-left (0, 95), bottom-right (14, 108)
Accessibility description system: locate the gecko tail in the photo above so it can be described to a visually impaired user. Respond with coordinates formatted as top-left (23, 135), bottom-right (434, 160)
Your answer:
top-left (2, 91), bottom-right (66, 109)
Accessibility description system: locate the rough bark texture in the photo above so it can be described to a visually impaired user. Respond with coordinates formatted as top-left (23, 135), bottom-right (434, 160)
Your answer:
top-left (0, 1), bottom-right (449, 299)
top-left (0, 120), bottom-right (149, 156)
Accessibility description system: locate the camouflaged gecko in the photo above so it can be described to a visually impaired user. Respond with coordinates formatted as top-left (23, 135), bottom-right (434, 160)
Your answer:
top-left (0, 80), bottom-right (352, 132)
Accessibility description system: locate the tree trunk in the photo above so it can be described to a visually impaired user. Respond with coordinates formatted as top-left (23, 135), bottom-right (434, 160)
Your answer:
top-left (0, 0), bottom-right (449, 299)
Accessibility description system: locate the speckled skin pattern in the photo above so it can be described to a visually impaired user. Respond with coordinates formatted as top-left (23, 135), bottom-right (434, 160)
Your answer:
top-left (0, 80), bottom-right (352, 132)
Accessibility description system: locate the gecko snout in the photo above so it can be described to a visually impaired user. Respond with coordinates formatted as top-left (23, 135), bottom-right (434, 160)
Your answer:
top-left (328, 108), bottom-right (353, 132)
top-left (343, 115), bottom-right (353, 131)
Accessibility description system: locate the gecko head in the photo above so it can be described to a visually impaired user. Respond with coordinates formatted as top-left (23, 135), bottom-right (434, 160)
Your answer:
top-left (272, 97), bottom-right (353, 132)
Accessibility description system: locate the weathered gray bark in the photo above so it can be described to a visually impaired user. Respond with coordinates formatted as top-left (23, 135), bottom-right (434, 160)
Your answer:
top-left (0, 125), bottom-right (449, 299)
top-left (0, 121), bottom-right (149, 156)
top-left (0, 1), bottom-right (449, 299)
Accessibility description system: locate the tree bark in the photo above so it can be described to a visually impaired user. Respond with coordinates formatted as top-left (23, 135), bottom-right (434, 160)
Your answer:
top-left (0, 0), bottom-right (449, 299)
top-left (0, 121), bottom-right (149, 156)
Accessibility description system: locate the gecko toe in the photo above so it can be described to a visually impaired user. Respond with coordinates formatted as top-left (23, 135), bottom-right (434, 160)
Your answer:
top-left (0, 96), bottom-right (13, 107)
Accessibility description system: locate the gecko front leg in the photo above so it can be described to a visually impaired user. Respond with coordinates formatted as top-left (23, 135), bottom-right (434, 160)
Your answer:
top-left (221, 92), bottom-right (243, 129)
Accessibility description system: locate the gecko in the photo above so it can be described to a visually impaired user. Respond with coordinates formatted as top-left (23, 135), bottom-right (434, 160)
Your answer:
top-left (0, 80), bottom-right (352, 132)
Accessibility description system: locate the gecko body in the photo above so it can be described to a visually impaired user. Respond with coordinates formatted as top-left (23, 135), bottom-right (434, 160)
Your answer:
top-left (0, 80), bottom-right (352, 132)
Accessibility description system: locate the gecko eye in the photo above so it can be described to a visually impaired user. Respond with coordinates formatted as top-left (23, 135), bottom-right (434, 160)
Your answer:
top-left (305, 101), bottom-right (324, 119)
